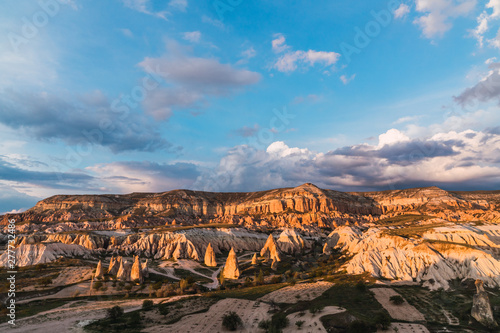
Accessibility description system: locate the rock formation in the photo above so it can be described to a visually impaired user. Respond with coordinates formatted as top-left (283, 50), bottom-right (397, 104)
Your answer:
top-left (277, 229), bottom-right (307, 253)
top-left (130, 255), bottom-right (143, 283)
top-left (116, 258), bottom-right (129, 281)
top-left (260, 234), bottom-right (281, 262)
top-left (204, 243), bottom-right (217, 267)
top-left (95, 260), bottom-right (104, 279)
top-left (262, 248), bottom-right (271, 262)
top-left (141, 259), bottom-right (149, 278)
top-left (251, 253), bottom-right (258, 265)
top-left (0, 243), bottom-right (90, 267)
top-left (108, 256), bottom-right (119, 275)
top-left (326, 226), bottom-right (500, 290)
top-left (223, 248), bottom-right (240, 280)
top-left (271, 259), bottom-right (278, 271)
top-left (472, 279), bottom-right (498, 328)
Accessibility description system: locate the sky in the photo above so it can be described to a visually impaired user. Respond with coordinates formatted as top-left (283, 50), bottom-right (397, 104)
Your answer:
top-left (1, 0), bottom-right (500, 213)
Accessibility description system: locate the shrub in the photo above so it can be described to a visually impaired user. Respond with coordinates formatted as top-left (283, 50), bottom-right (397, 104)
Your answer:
top-left (158, 303), bottom-right (169, 316)
top-left (348, 320), bottom-right (370, 333)
top-left (106, 306), bottom-right (124, 321)
top-left (127, 311), bottom-right (141, 327)
top-left (38, 277), bottom-right (53, 287)
top-left (389, 295), bottom-right (405, 305)
top-left (258, 320), bottom-right (271, 330)
top-left (93, 281), bottom-right (103, 290)
top-left (271, 313), bottom-right (289, 330)
top-left (222, 312), bottom-right (243, 331)
top-left (355, 281), bottom-right (367, 292)
top-left (374, 311), bottom-right (391, 330)
top-left (295, 320), bottom-right (305, 328)
top-left (142, 300), bottom-right (154, 311)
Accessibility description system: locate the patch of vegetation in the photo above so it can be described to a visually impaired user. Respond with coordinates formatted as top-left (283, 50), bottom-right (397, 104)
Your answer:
top-left (208, 283), bottom-right (288, 300)
top-left (389, 295), bottom-right (405, 305)
top-left (222, 311), bottom-right (243, 331)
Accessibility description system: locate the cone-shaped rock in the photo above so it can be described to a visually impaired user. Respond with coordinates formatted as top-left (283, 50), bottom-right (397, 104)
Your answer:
top-left (95, 260), bottom-right (104, 279)
top-left (472, 280), bottom-right (498, 328)
top-left (116, 258), bottom-right (129, 281)
top-left (262, 248), bottom-right (271, 262)
top-left (271, 258), bottom-right (278, 271)
top-left (108, 256), bottom-right (119, 275)
top-left (251, 253), bottom-right (258, 265)
top-left (130, 255), bottom-right (143, 284)
top-left (204, 243), bottom-right (217, 267)
top-left (141, 259), bottom-right (149, 278)
top-left (260, 234), bottom-right (281, 262)
top-left (223, 248), bottom-right (240, 280)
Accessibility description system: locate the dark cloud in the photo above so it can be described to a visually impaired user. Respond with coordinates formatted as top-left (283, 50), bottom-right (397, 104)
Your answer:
top-left (233, 124), bottom-right (260, 138)
top-left (0, 89), bottom-right (171, 153)
top-left (0, 157), bottom-right (96, 190)
top-left (195, 130), bottom-right (500, 193)
top-left (138, 43), bottom-right (261, 119)
top-left (454, 64), bottom-right (500, 106)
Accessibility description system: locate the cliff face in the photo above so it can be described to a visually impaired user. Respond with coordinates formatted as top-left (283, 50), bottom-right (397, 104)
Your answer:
top-left (2, 184), bottom-right (499, 230)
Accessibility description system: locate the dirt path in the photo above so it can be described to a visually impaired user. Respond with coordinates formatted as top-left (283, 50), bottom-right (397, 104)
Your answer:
top-left (371, 288), bottom-right (426, 322)
top-left (144, 298), bottom-right (271, 333)
top-left (377, 323), bottom-right (430, 333)
top-left (1, 296), bottom-right (192, 333)
top-left (259, 281), bottom-right (333, 304)
top-left (283, 306), bottom-right (346, 333)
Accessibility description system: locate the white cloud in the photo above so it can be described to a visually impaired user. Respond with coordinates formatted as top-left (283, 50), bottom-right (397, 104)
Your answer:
top-left (340, 74), bottom-right (356, 85)
top-left (183, 31), bottom-right (201, 43)
top-left (195, 127), bottom-right (500, 192)
top-left (392, 115), bottom-right (421, 125)
top-left (394, 4), bottom-right (411, 19)
top-left (138, 43), bottom-right (261, 119)
top-left (272, 33), bottom-right (289, 53)
top-left (272, 34), bottom-right (340, 73)
top-left (169, 0), bottom-right (187, 11)
top-left (202, 15), bottom-right (224, 29)
top-left (120, 28), bottom-right (134, 38)
top-left (414, 0), bottom-right (477, 38)
top-left (122, 0), bottom-right (169, 20)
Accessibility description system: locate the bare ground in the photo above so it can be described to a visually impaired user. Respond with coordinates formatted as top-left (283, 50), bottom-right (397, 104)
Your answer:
top-left (371, 288), bottom-right (426, 322)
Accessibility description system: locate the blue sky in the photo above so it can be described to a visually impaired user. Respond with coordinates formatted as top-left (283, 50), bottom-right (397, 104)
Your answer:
top-left (1, 0), bottom-right (500, 213)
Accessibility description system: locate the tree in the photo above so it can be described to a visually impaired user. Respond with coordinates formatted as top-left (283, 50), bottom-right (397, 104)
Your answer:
top-left (222, 312), bottom-right (243, 331)
top-left (142, 300), bottom-right (154, 311)
top-left (389, 295), bottom-right (405, 305)
top-left (38, 277), bottom-right (53, 287)
top-left (179, 279), bottom-right (189, 294)
top-left (106, 306), bottom-right (124, 321)
top-left (348, 320), bottom-right (370, 333)
top-left (158, 303), bottom-right (169, 316)
top-left (93, 281), bottom-right (103, 290)
top-left (374, 311), bottom-right (391, 330)
top-left (255, 269), bottom-right (264, 285)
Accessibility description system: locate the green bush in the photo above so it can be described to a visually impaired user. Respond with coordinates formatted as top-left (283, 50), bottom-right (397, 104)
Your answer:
top-left (222, 312), bottom-right (243, 331)
top-left (348, 320), bottom-right (370, 333)
top-left (106, 306), bottom-right (124, 321)
top-left (374, 311), bottom-right (391, 330)
top-left (295, 320), bottom-right (305, 328)
top-left (142, 300), bottom-right (154, 311)
top-left (389, 295), bottom-right (404, 305)
top-left (158, 303), bottom-right (169, 316)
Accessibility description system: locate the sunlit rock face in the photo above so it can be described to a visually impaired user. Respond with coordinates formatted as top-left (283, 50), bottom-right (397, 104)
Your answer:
top-left (325, 225), bottom-right (500, 290)
top-left (260, 234), bottom-right (281, 262)
top-left (204, 243), bottom-right (217, 267)
top-left (472, 280), bottom-right (498, 328)
top-left (5, 184), bottom-right (499, 232)
top-left (223, 248), bottom-right (240, 280)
